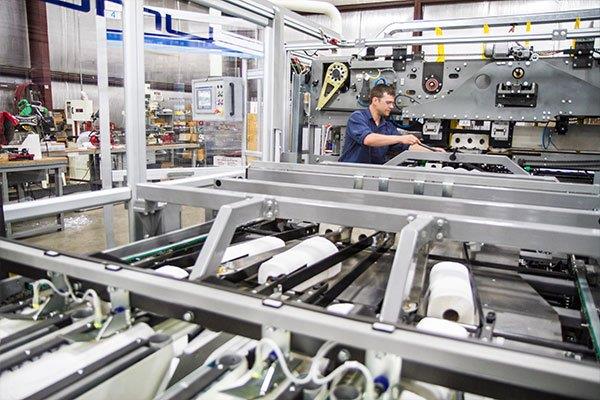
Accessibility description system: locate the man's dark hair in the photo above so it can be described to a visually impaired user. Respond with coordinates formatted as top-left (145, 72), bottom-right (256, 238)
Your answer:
top-left (369, 84), bottom-right (396, 103)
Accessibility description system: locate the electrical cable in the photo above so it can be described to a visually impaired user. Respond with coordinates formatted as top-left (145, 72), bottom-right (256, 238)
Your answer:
top-left (32, 276), bottom-right (103, 328)
top-left (250, 338), bottom-right (376, 399)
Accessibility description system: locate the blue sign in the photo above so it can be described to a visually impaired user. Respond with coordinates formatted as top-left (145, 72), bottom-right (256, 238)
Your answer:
top-left (41, 0), bottom-right (253, 55)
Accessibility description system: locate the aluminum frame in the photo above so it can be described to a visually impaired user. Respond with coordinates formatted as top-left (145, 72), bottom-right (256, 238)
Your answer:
top-left (384, 151), bottom-right (529, 175)
top-left (135, 184), bottom-right (600, 259)
top-left (1, 239), bottom-right (598, 399)
top-left (246, 162), bottom-right (600, 210)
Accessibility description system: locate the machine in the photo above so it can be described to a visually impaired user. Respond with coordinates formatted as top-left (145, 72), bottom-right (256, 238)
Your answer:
top-left (285, 8), bottom-right (600, 182)
top-left (1, 8), bottom-right (599, 400)
top-left (1, 158), bottom-right (599, 400)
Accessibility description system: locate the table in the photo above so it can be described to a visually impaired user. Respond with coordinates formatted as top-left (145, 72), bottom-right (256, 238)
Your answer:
top-left (49, 143), bottom-right (202, 187)
top-left (0, 157), bottom-right (68, 238)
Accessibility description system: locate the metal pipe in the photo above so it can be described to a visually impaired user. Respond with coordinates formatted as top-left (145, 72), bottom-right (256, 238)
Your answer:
top-left (269, 0), bottom-right (343, 34)
top-left (285, 28), bottom-right (600, 50)
top-left (387, 8), bottom-right (600, 34)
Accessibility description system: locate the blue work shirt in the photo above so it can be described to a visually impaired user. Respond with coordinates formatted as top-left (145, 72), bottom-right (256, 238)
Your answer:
top-left (339, 109), bottom-right (409, 164)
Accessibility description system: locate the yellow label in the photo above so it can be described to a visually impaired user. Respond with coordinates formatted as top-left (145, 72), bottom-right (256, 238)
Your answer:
top-left (572, 17), bottom-right (581, 48)
top-left (482, 24), bottom-right (490, 59)
top-left (525, 20), bottom-right (532, 47)
top-left (435, 27), bottom-right (445, 62)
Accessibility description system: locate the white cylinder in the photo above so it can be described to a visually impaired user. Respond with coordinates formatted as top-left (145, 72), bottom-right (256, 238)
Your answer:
top-left (155, 265), bottom-right (190, 279)
top-left (429, 262), bottom-right (470, 285)
top-left (222, 236), bottom-right (285, 263)
top-left (416, 317), bottom-right (469, 339)
top-left (258, 236), bottom-right (340, 291)
top-left (427, 262), bottom-right (475, 325)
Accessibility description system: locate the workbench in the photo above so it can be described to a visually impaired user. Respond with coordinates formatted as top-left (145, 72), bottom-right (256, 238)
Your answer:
top-left (0, 157), bottom-right (67, 238)
top-left (49, 143), bottom-right (202, 187)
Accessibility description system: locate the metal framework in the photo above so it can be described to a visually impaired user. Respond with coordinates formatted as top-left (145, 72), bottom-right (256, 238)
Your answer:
top-left (384, 151), bottom-right (529, 174)
top-left (246, 161), bottom-right (600, 210)
top-left (0, 217), bottom-right (600, 399)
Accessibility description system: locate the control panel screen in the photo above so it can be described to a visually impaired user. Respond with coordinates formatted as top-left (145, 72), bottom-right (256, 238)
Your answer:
top-left (196, 87), bottom-right (212, 111)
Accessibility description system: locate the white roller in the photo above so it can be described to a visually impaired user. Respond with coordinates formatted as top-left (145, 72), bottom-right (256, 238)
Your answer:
top-left (416, 317), bottom-right (469, 339)
top-left (429, 262), bottom-right (470, 285)
top-left (327, 303), bottom-right (355, 315)
top-left (155, 265), bottom-right (190, 279)
top-left (427, 262), bottom-right (476, 325)
top-left (258, 236), bottom-right (340, 291)
top-left (0, 323), bottom-right (155, 400)
top-left (222, 236), bottom-right (285, 263)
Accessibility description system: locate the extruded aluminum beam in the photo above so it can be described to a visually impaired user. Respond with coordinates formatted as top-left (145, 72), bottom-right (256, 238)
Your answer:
top-left (136, 183), bottom-right (600, 258)
top-left (3, 188), bottom-right (131, 223)
top-left (215, 178), bottom-right (599, 229)
top-left (1, 239), bottom-right (598, 400)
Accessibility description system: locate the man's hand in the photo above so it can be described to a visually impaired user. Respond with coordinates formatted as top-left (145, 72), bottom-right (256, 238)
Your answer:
top-left (397, 134), bottom-right (421, 145)
top-left (409, 143), bottom-right (429, 152)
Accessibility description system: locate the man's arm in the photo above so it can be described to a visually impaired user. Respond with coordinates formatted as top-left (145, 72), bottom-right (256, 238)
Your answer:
top-left (364, 133), bottom-right (420, 147)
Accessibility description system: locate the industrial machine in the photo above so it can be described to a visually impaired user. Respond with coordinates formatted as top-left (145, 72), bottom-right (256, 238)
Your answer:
top-left (2, 8), bottom-right (599, 400)
top-left (1, 158), bottom-right (599, 400)
top-left (284, 8), bottom-right (600, 181)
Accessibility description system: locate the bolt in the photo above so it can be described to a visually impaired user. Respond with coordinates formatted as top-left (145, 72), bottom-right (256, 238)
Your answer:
top-left (266, 211), bottom-right (274, 219)
top-left (337, 349), bottom-right (351, 362)
top-left (435, 232), bottom-right (444, 241)
top-left (402, 302), bottom-right (418, 313)
top-left (436, 219), bottom-right (445, 227)
top-left (183, 311), bottom-right (194, 322)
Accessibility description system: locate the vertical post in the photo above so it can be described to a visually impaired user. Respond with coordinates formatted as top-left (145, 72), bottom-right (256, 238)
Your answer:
top-left (0, 182), bottom-right (6, 279)
top-left (96, 9), bottom-right (115, 248)
top-left (261, 10), bottom-right (285, 161)
top-left (209, 8), bottom-right (223, 77)
top-left (122, 0), bottom-right (147, 242)
top-left (290, 71), bottom-right (304, 162)
top-left (241, 59), bottom-right (248, 166)
top-left (25, 0), bottom-right (53, 108)
top-left (412, 0), bottom-right (423, 55)
top-left (261, 25), bottom-right (273, 161)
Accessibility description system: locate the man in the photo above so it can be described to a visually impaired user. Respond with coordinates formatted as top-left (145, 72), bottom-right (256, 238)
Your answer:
top-left (339, 84), bottom-right (440, 164)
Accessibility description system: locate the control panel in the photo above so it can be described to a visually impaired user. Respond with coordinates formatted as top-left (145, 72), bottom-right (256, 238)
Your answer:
top-left (65, 99), bottom-right (94, 123)
top-left (192, 77), bottom-right (244, 122)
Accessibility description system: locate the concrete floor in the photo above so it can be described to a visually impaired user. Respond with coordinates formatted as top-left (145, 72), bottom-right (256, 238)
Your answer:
top-left (17, 204), bottom-right (205, 255)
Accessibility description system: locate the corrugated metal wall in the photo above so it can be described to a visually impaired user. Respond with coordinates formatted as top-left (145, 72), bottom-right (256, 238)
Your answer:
top-left (0, 0), bottom-right (229, 119)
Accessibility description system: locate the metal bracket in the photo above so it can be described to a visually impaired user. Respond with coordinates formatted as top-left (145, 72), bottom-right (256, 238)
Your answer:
top-left (552, 29), bottom-right (568, 40)
top-left (379, 215), bottom-right (437, 324)
top-left (32, 272), bottom-right (69, 320)
top-left (190, 198), bottom-right (265, 280)
top-left (413, 180), bottom-right (424, 195)
top-left (262, 198), bottom-right (279, 219)
top-left (442, 182), bottom-right (454, 198)
top-left (378, 177), bottom-right (389, 192)
top-left (353, 175), bottom-right (364, 190)
top-left (96, 286), bottom-right (131, 340)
